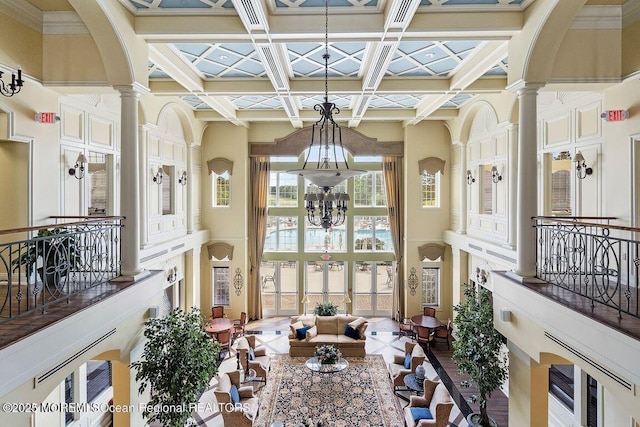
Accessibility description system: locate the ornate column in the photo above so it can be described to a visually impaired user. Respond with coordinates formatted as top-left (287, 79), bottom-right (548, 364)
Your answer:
top-left (511, 82), bottom-right (543, 279)
top-left (116, 84), bottom-right (147, 277)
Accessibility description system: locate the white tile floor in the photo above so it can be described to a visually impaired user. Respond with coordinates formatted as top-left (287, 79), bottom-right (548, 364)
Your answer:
top-left (194, 330), bottom-right (469, 427)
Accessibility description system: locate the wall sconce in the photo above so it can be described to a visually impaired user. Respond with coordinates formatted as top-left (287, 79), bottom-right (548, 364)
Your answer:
top-left (68, 152), bottom-right (87, 180)
top-left (343, 292), bottom-right (351, 305)
top-left (407, 267), bottom-right (419, 296)
top-left (233, 268), bottom-right (243, 296)
top-left (466, 170), bottom-right (475, 185)
top-left (152, 167), bottom-right (164, 184)
top-left (476, 267), bottom-right (487, 285)
top-left (574, 151), bottom-right (593, 179)
top-left (178, 171), bottom-right (187, 186)
top-left (491, 165), bottom-right (502, 183)
top-left (166, 266), bottom-right (177, 283)
top-left (0, 66), bottom-right (23, 97)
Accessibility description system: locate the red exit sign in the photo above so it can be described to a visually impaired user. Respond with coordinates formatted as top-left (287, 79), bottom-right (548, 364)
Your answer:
top-left (601, 110), bottom-right (629, 122)
top-left (35, 112), bottom-right (60, 124)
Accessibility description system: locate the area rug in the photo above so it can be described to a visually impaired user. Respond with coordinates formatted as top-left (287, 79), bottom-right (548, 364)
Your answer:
top-left (254, 355), bottom-right (404, 427)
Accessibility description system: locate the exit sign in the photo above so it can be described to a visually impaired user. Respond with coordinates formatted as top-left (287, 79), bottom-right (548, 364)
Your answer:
top-left (35, 112), bottom-right (59, 124)
top-left (601, 110), bottom-right (629, 122)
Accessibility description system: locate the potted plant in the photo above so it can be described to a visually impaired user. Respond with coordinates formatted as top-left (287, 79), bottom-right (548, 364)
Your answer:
top-left (313, 301), bottom-right (338, 316)
top-left (314, 344), bottom-right (342, 364)
top-left (11, 227), bottom-right (82, 288)
top-left (131, 307), bottom-right (220, 427)
top-left (452, 284), bottom-right (508, 427)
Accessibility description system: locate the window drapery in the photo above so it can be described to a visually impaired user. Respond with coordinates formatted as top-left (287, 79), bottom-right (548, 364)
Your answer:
top-left (383, 156), bottom-right (405, 318)
top-left (248, 157), bottom-right (270, 320)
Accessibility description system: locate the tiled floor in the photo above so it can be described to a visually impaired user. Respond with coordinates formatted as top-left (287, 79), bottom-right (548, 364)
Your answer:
top-left (194, 317), bottom-right (477, 427)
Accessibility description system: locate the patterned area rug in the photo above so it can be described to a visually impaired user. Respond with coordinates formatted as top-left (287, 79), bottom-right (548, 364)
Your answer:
top-left (254, 355), bottom-right (404, 427)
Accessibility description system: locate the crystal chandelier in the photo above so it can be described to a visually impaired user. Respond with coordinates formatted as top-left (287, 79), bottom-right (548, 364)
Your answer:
top-left (287, 0), bottom-right (365, 230)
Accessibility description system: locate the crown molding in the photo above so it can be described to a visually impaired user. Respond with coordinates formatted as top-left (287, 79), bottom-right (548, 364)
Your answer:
top-left (0, 0), bottom-right (42, 33)
top-left (43, 12), bottom-right (88, 35)
top-left (571, 6), bottom-right (621, 30)
top-left (623, 0), bottom-right (640, 27)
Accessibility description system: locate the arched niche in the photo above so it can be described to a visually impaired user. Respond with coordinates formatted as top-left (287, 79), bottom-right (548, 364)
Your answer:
top-left (250, 126), bottom-right (403, 157)
top-left (155, 103), bottom-right (197, 145)
top-left (459, 101), bottom-right (500, 144)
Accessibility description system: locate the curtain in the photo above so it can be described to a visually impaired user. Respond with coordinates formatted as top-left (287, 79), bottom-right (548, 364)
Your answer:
top-left (248, 157), bottom-right (270, 320)
top-left (383, 156), bottom-right (405, 319)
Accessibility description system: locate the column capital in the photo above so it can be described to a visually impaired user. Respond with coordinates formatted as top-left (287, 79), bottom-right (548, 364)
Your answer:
top-left (114, 82), bottom-right (150, 96)
top-left (506, 80), bottom-right (545, 95)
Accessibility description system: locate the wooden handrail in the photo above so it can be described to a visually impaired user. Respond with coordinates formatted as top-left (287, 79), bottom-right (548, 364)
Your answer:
top-left (0, 216), bottom-right (124, 236)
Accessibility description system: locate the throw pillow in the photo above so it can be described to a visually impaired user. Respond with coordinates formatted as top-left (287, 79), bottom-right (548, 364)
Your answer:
top-left (347, 317), bottom-right (367, 330)
top-left (344, 324), bottom-right (360, 340)
top-left (305, 325), bottom-right (318, 341)
top-left (289, 321), bottom-right (304, 337)
top-left (296, 325), bottom-right (311, 340)
top-left (409, 407), bottom-right (433, 421)
top-left (248, 347), bottom-right (255, 361)
top-left (229, 384), bottom-right (240, 405)
top-left (404, 353), bottom-right (412, 369)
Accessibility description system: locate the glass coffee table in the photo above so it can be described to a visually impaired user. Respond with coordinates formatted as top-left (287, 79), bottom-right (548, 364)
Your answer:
top-left (305, 356), bottom-right (349, 373)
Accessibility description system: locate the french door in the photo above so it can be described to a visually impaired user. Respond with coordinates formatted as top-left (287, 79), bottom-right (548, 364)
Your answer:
top-left (304, 261), bottom-right (347, 314)
top-left (352, 261), bottom-right (394, 317)
top-left (260, 261), bottom-right (298, 316)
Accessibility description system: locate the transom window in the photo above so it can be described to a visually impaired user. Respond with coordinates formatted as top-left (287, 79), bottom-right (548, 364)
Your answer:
top-left (212, 171), bottom-right (230, 207)
top-left (421, 171), bottom-right (440, 208)
top-left (354, 171), bottom-right (386, 207)
top-left (269, 171), bottom-right (298, 207)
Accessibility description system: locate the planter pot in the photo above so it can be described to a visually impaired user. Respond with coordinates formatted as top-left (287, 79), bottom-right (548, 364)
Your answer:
top-left (466, 413), bottom-right (498, 427)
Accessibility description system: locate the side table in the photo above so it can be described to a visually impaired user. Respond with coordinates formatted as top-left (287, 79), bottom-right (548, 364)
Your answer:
top-left (402, 373), bottom-right (425, 407)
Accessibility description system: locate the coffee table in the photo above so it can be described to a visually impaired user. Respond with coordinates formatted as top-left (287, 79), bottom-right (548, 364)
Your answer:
top-left (305, 356), bottom-right (349, 374)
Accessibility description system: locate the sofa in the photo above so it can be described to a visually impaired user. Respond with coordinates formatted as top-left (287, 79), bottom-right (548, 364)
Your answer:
top-left (288, 315), bottom-right (368, 357)
top-left (213, 370), bottom-right (259, 427)
top-left (404, 379), bottom-right (454, 427)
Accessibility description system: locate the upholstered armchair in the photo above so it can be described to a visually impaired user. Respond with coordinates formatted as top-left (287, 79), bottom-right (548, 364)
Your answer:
top-left (213, 370), bottom-right (259, 427)
top-left (235, 335), bottom-right (271, 384)
top-left (404, 379), bottom-right (454, 427)
top-left (388, 342), bottom-right (426, 391)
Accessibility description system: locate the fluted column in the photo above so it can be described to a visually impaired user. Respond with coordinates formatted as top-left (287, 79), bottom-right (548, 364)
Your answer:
top-left (116, 84), bottom-right (147, 277)
top-left (512, 82), bottom-right (543, 278)
top-left (507, 124), bottom-right (518, 248)
top-left (459, 142), bottom-right (468, 234)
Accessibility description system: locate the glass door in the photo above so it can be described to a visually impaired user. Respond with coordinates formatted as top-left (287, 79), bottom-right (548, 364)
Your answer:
top-left (352, 261), bottom-right (394, 317)
top-left (261, 261), bottom-right (298, 316)
top-left (305, 261), bottom-right (347, 314)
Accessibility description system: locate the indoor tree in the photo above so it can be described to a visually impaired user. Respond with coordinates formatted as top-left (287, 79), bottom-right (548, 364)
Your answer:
top-left (452, 283), bottom-right (508, 427)
top-left (131, 307), bottom-right (220, 427)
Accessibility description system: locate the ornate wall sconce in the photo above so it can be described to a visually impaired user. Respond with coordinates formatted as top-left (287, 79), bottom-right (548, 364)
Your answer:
top-left (166, 266), bottom-right (177, 283)
top-left (68, 153), bottom-right (87, 180)
top-left (476, 267), bottom-right (488, 285)
top-left (466, 170), bottom-right (475, 185)
top-left (407, 267), bottom-right (419, 296)
top-left (491, 165), bottom-right (502, 183)
top-left (152, 167), bottom-right (164, 184)
top-left (233, 268), bottom-right (243, 296)
top-left (0, 66), bottom-right (23, 97)
top-left (574, 151), bottom-right (593, 179)
top-left (178, 171), bottom-right (187, 186)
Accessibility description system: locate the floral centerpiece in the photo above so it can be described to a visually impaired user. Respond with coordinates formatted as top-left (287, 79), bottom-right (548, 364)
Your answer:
top-left (314, 344), bottom-right (342, 365)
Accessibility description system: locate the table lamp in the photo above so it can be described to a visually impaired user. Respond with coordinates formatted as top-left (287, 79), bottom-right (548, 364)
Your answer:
top-left (301, 294), bottom-right (310, 315)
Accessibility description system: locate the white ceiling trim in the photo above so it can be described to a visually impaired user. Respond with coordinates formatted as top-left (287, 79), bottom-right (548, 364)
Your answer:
top-left (571, 6), bottom-right (622, 30)
top-left (0, 0), bottom-right (43, 33)
top-left (43, 12), bottom-right (89, 35)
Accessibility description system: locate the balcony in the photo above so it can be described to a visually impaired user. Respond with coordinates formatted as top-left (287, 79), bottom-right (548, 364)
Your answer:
top-left (532, 216), bottom-right (640, 341)
top-left (0, 217), bottom-right (126, 349)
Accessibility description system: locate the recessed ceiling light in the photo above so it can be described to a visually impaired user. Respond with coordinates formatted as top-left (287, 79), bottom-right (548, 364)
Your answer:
top-left (219, 55), bottom-right (228, 60)
top-left (425, 52), bottom-right (435, 58)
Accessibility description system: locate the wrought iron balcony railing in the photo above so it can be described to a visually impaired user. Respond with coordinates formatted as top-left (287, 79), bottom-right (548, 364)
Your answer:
top-left (534, 216), bottom-right (639, 319)
top-left (0, 217), bottom-right (123, 323)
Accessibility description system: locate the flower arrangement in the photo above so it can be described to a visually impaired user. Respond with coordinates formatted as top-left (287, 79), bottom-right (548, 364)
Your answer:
top-left (314, 344), bottom-right (342, 364)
